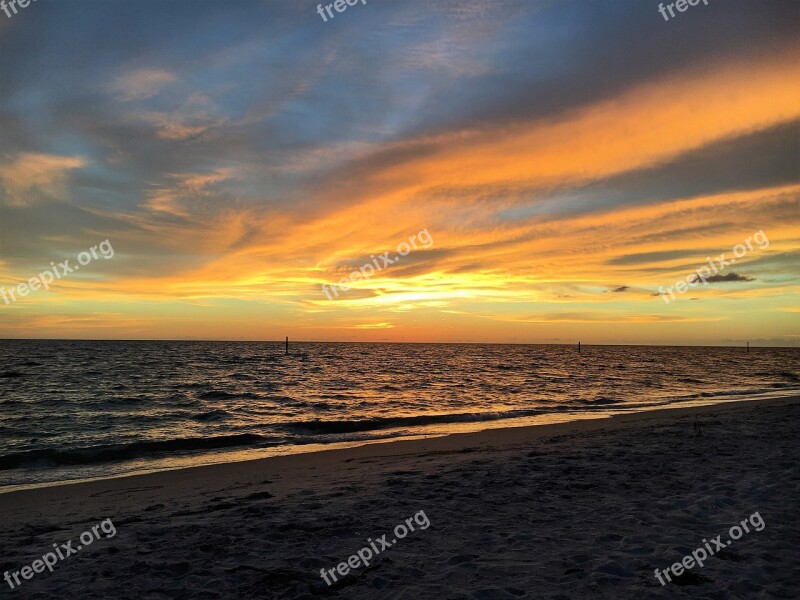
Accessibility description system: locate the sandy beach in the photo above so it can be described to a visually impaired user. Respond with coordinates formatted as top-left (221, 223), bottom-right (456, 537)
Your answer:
top-left (1, 396), bottom-right (798, 599)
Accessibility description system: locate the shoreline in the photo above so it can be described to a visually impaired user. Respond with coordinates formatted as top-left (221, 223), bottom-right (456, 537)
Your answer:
top-left (2, 394), bottom-right (795, 503)
top-left (1, 394), bottom-right (797, 598)
top-left (4, 390), bottom-right (795, 497)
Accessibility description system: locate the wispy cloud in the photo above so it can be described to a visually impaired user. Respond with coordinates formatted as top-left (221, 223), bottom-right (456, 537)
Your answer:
top-left (0, 153), bottom-right (86, 207)
top-left (113, 68), bottom-right (177, 101)
top-left (144, 168), bottom-right (237, 216)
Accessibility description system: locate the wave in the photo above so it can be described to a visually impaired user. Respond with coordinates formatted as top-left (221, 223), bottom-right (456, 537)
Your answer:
top-left (693, 387), bottom-right (798, 399)
top-left (280, 409), bottom-right (546, 435)
top-left (0, 371), bottom-right (24, 378)
top-left (777, 371), bottom-right (799, 382)
top-left (198, 390), bottom-right (261, 400)
top-left (0, 433), bottom-right (266, 471)
top-left (755, 371), bottom-right (799, 381)
top-left (576, 397), bottom-right (624, 406)
top-left (230, 373), bottom-right (256, 381)
top-left (193, 409), bottom-right (230, 422)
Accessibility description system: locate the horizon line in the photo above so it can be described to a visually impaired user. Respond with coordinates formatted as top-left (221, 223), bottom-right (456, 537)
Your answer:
top-left (0, 338), bottom-right (795, 348)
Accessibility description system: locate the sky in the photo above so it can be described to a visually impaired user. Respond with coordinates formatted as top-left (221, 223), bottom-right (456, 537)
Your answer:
top-left (0, 0), bottom-right (798, 344)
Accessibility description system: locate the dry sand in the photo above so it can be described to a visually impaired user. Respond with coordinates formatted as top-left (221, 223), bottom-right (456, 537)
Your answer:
top-left (1, 397), bottom-right (798, 599)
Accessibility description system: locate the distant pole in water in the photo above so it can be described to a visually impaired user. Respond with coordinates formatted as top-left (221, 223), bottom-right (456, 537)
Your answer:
top-left (285, 336), bottom-right (289, 355)
top-left (747, 341), bottom-right (749, 353)
top-left (578, 341), bottom-right (581, 353)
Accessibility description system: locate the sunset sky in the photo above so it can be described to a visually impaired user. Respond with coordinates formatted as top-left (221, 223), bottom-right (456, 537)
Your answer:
top-left (0, 0), bottom-right (798, 344)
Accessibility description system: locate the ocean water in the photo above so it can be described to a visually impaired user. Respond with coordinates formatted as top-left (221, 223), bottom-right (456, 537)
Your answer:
top-left (1, 341), bottom-right (798, 491)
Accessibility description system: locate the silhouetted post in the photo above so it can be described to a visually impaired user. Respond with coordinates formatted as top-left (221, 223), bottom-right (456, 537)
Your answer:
top-left (285, 336), bottom-right (289, 355)
top-left (578, 341), bottom-right (581, 353)
top-left (747, 341), bottom-right (749, 353)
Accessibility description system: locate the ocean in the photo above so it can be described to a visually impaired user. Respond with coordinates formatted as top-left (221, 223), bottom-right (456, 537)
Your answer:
top-left (1, 341), bottom-right (798, 491)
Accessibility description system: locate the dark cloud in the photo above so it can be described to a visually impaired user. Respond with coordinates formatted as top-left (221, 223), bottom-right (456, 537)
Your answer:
top-left (692, 272), bottom-right (755, 283)
top-left (611, 286), bottom-right (630, 293)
